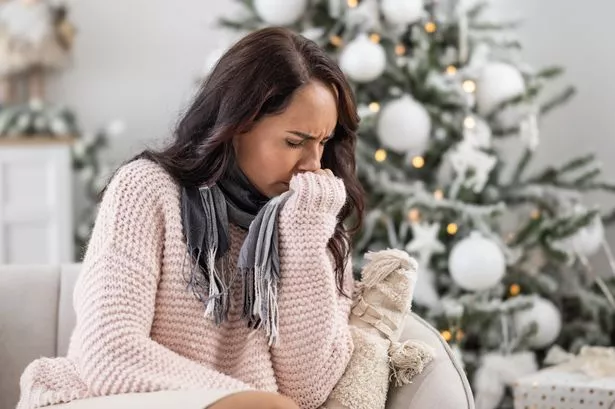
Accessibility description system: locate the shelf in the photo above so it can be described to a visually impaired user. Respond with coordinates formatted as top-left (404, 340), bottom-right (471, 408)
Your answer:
top-left (0, 135), bottom-right (76, 146)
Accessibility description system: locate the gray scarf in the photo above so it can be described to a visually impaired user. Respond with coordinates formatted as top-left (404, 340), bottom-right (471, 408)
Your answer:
top-left (181, 164), bottom-right (291, 346)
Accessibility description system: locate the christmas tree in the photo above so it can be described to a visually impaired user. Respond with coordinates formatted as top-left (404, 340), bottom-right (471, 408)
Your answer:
top-left (215, 1), bottom-right (615, 407)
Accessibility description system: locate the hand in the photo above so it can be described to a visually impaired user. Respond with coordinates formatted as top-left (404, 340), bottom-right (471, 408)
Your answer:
top-left (314, 168), bottom-right (334, 178)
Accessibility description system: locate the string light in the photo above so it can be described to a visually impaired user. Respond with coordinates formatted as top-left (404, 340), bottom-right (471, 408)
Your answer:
top-left (447, 223), bottom-right (458, 235)
top-left (412, 156), bottom-right (425, 168)
top-left (434, 189), bottom-right (444, 200)
top-left (408, 208), bottom-right (421, 222)
top-left (463, 116), bottom-right (476, 129)
top-left (374, 149), bottom-right (387, 162)
top-left (369, 102), bottom-right (380, 112)
top-left (425, 22), bottom-right (437, 33)
top-left (462, 80), bottom-right (476, 93)
top-left (347, 0), bottom-right (358, 7)
top-left (509, 283), bottom-right (521, 297)
top-left (531, 209), bottom-right (541, 219)
top-left (456, 329), bottom-right (465, 342)
top-left (329, 35), bottom-right (343, 47)
top-left (395, 44), bottom-right (406, 56)
top-left (446, 65), bottom-right (457, 76)
top-left (441, 330), bottom-right (452, 342)
top-left (369, 33), bottom-right (381, 43)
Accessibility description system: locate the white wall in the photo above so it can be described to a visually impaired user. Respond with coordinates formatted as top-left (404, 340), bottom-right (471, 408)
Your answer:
top-left (49, 0), bottom-right (615, 260)
top-left (47, 0), bottom-right (239, 162)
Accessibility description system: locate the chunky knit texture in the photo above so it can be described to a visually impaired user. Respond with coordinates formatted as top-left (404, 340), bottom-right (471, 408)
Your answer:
top-left (17, 159), bottom-right (355, 409)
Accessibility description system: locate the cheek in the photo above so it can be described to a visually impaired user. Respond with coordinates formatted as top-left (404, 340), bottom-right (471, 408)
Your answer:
top-left (246, 141), bottom-right (297, 180)
top-left (261, 145), bottom-right (297, 177)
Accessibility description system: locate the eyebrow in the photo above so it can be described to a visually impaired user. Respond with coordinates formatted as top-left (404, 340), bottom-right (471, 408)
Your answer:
top-left (287, 130), bottom-right (334, 140)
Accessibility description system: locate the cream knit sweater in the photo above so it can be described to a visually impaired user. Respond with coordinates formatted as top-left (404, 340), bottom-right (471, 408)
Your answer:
top-left (17, 159), bottom-right (355, 409)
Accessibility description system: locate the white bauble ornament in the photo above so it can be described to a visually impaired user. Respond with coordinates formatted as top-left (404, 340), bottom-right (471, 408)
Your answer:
top-left (476, 62), bottom-right (525, 116)
top-left (254, 0), bottom-right (307, 25)
top-left (381, 0), bottom-right (425, 26)
top-left (514, 296), bottom-right (562, 349)
top-left (571, 214), bottom-right (605, 257)
top-left (377, 95), bottom-right (431, 153)
top-left (339, 34), bottom-right (386, 83)
top-left (449, 231), bottom-right (506, 291)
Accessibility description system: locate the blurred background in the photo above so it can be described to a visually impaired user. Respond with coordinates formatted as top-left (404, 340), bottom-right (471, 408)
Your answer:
top-left (3, 1), bottom-right (615, 409)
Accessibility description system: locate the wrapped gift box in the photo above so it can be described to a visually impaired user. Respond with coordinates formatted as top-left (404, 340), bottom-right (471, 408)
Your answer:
top-left (513, 369), bottom-right (615, 409)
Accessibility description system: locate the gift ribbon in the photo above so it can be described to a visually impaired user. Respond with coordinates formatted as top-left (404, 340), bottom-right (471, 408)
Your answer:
top-left (544, 345), bottom-right (615, 378)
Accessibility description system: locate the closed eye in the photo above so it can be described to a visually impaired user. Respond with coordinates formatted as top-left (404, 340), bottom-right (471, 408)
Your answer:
top-left (286, 139), bottom-right (304, 149)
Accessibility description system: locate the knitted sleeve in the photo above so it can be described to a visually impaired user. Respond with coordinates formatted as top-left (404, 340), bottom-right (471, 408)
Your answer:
top-left (272, 171), bottom-right (355, 409)
top-left (71, 160), bottom-right (253, 396)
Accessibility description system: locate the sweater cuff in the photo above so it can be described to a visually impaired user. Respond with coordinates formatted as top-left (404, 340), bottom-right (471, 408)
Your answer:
top-left (286, 172), bottom-right (347, 216)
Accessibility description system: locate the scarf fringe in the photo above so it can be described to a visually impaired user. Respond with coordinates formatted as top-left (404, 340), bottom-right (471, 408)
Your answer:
top-left (181, 182), bottom-right (292, 346)
top-left (240, 266), bottom-right (280, 347)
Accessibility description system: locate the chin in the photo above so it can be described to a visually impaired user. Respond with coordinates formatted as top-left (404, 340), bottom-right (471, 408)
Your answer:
top-left (271, 182), bottom-right (290, 197)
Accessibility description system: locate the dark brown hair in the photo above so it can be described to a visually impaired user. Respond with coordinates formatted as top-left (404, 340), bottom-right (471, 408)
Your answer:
top-left (113, 27), bottom-right (364, 295)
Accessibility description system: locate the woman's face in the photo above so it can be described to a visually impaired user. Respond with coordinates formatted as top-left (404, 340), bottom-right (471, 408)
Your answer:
top-left (233, 80), bottom-right (338, 198)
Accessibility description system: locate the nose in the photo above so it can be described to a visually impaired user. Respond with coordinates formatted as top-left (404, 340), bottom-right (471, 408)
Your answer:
top-left (296, 144), bottom-right (322, 173)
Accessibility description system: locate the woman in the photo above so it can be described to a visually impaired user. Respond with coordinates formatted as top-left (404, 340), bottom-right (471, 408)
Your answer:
top-left (17, 27), bottom-right (364, 409)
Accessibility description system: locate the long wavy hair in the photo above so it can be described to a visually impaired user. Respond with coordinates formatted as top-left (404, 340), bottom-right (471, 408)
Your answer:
top-left (108, 27), bottom-right (365, 295)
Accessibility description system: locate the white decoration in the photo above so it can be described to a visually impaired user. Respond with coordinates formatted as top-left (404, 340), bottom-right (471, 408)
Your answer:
top-left (514, 296), bottom-right (562, 349)
top-left (339, 34), bottom-right (386, 83)
top-left (476, 62), bottom-right (526, 116)
top-left (377, 95), bottom-right (431, 153)
top-left (551, 206), bottom-right (605, 258)
top-left (29, 98), bottom-right (44, 111)
top-left (519, 110), bottom-right (540, 150)
top-left (381, 0), bottom-right (425, 26)
top-left (72, 139), bottom-right (86, 158)
top-left (254, 0), bottom-right (307, 25)
top-left (571, 214), bottom-right (605, 257)
top-left (474, 351), bottom-right (537, 409)
top-left (405, 221), bottom-right (446, 265)
top-left (0, 0), bottom-right (53, 44)
top-left (449, 231), bottom-right (506, 291)
top-left (50, 117), bottom-right (69, 135)
top-left (448, 139), bottom-right (497, 194)
top-left (463, 116), bottom-right (492, 149)
top-left (16, 112), bottom-right (29, 129)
